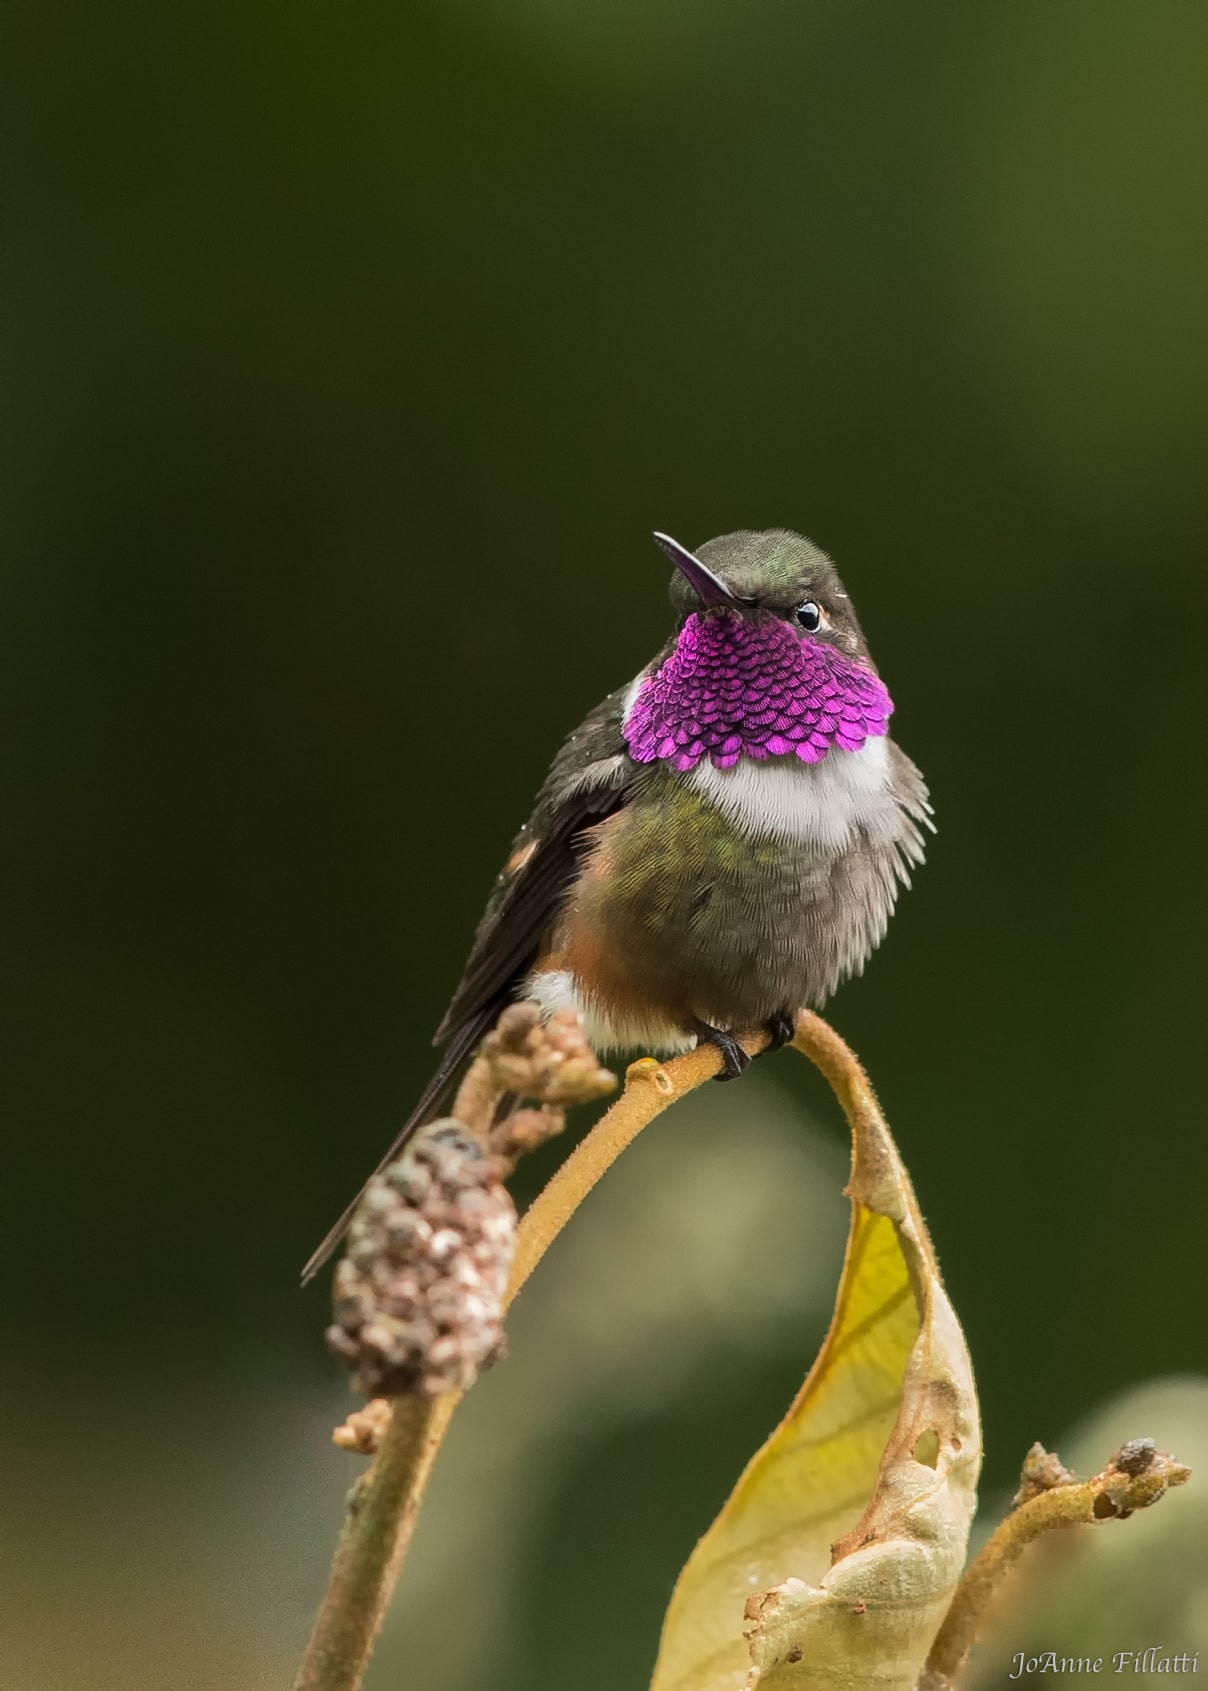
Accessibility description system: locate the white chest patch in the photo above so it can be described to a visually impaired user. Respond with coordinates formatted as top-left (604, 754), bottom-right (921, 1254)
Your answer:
top-left (522, 968), bottom-right (697, 1058)
top-left (686, 736), bottom-right (896, 851)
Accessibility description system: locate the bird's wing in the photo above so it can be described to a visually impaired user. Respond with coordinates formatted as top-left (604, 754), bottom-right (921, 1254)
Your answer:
top-left (434, 693), bottom-right (636, 1044)
top-left (300, 680), bottom-right (640, 1283)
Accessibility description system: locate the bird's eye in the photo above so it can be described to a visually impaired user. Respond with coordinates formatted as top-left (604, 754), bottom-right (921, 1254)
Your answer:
top-left (796, 601), bottom-right (822, 632)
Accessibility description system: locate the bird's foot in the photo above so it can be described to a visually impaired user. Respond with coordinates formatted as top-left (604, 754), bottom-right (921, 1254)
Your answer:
top-left (692, 1019), bottom-right (752, 1081)
top-left (762, 1010), bottom-right (797, 1055)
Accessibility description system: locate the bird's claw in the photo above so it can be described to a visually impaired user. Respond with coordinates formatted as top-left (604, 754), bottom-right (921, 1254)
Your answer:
top-left (693, 1021), bottom-right (752, 1081)
top-left (763, 1010), bottom-right (797, 1055)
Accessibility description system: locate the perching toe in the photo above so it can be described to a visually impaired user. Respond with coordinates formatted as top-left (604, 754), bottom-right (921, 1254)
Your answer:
top-left (763, 1010), bottom-right (797, 1055)
top-left (693, 1020), bottom-right (753, 1081)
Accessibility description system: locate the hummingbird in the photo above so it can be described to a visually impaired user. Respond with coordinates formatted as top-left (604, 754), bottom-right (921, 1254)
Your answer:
top-left (302, 528), bottom-right (930, 1281)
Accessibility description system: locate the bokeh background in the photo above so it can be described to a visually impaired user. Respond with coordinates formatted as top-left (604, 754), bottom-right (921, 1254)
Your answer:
top-left (5, 2), bottom-right (1208, 1687)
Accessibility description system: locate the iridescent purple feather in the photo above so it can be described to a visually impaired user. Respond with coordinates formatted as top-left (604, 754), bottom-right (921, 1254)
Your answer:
top-left (623, 612), bottom-right (893, 772)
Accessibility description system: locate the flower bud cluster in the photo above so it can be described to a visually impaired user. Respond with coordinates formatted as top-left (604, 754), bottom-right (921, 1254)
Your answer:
top-left (485, 1002), bottom-right (615, 1109)
top-left (327, 1122), bottom-right (515, 1397)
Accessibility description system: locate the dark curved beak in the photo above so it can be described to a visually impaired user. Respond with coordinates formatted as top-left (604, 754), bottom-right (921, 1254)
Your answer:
top-left (653, 531), bottom-right (743, 609)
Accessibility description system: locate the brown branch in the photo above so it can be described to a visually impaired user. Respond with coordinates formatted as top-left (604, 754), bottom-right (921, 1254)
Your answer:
top-left (789, 1009), bottom-right (880, 1128)
top-left (298, 1006), bottom-right (1191, 1691)
top-left (293, 1393), bottom-right (454, 1691)
top-left (507, 1034), bottom-right (769, 1301)
top-left (293, 1020), bottom-right (769, 1691)
top-left (921, 1439), bottom-right (1191, 1689)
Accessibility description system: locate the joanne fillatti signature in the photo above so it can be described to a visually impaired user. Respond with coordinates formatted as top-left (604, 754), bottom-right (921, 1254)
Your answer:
top-left (1010, 1651), bottom-right (1200, 1678)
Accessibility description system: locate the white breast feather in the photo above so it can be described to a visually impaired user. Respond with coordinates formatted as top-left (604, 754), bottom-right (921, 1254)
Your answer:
top-left (523, 968), bottom-right (697, 1057)
top-left (526, 696), bottom-right (919, 1045)
top-left (687, 737), bottom-right (899, 850)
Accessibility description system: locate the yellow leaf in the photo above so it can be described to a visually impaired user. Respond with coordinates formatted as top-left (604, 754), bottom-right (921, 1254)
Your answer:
top-left (649, 1013), bottom-right (982, 1691)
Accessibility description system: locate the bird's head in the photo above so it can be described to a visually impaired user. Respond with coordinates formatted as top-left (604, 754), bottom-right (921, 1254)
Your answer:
top-left (624, 529), bottom-right (893, 772)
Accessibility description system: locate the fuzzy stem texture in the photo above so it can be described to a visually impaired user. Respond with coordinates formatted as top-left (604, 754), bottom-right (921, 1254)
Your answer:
top-left (293, 1393), bottom-right (454, 1691)
top-left (921, 1440), bottom-right (1191, 1689)
top-left (293, 1024), bottom-right (770, 1691)
top-left (789, 1009), bottom-right (880, 1134)
top-left (507, 1033), bottom-right (769, 1299)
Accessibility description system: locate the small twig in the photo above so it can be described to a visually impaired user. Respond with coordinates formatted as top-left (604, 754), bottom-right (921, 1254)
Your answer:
top-left (921, 1438), bottom-right (1191, 1689)
top-left (789, 1010), bottom-right (885, 1153)
top-left (293, 1393), bottom-right (454, 1691)
top-left (294, 1016), bottom-right (762, 1691)
top-left (507, 1032), bottom-right (769, 1299)
top-left (299, 1006), bottom-right (1191, 1691)
top-left (332, 1399), bottom-right (393, 1456)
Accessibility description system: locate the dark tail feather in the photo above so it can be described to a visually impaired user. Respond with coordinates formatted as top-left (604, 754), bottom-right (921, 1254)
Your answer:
top-left (299, 1008), bottom-right (499, 1285)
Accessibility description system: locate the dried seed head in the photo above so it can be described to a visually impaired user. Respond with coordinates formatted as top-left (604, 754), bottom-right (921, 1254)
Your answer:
top-left (1012, 1441), bottom-right (1077, 1507)
top-left (326, 1122), bottom-right (515, 1397)
top-left (490, 1104), bottom-right (567, 1170)
top-left (483, 1005), bottom-right (616, 1107)
top-left (332, 1399), bottom-right (393, 1455)
top-left (1111, 1437), bottom-right (1156, 1478)
top-left (1095, 1439), bottom-right (1191, 1513)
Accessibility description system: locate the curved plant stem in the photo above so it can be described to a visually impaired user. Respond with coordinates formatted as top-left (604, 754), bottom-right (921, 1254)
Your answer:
top-left (922, 1443), bottom-right (1191, 1689)
top-left (790, 1009), bottom-right (876, 1116)
top-left (292, 1027), bottom-right (769, 1691)
top-left (508, 1038), bottom-right (766, 1300)
top-left (299, 1013), bottom-right (1185, 1691)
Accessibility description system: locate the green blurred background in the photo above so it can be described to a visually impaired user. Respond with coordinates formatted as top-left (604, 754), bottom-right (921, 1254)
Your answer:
top-left (5, 2), bottom-right (1208, 1686)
